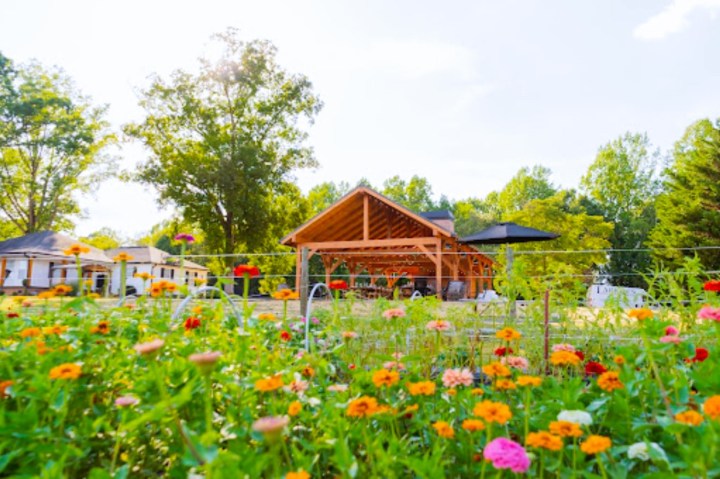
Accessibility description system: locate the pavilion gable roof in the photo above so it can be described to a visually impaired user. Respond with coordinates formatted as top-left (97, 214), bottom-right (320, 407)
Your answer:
top-left (281, 187), bottom-right (454, 248)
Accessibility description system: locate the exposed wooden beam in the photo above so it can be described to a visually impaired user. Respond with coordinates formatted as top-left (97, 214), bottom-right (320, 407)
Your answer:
top-left (302, 237), bottom-right (439, 250)
top-left (363, 194), bottom-right (369, 240)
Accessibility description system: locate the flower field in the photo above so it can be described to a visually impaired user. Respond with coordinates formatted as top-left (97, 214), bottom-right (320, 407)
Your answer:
top-left (2, 282), bottom-right (720, 478)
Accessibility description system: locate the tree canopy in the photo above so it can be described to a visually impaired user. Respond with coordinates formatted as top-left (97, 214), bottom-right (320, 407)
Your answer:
top-left (0, 52), bottom-right (114, 234)
top-left (580, 133), bottom-right (661, 287)
top-left (649, 118), bottom-right (720, 269)
top-left (125, 30), bottom-right (322, 275)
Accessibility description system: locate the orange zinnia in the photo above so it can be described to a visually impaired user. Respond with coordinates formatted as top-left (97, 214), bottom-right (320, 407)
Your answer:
top-left (432, 421), bottom-right (455, 438)
top-left (580, 435), bottom-right (611, 454)
top-left (549, 420), bottom-right (583, 438)
top-left (704, 395), bottom-right (720, 420)
top-left (461, 419), bottom-right (486, 432)
top-left (495, 327), bottom-right (521, 340)
top-left (407, 381), bottom-right (436, 396)
top-left (473, 400), bottom-right (512, 424)
top-left (517, 375), bottom-right (542, 387)
top-left (597, 371), bottom-right (623, 392)
top-left (550, 350), bottom-right (581, 366)
top-left (372, 369), bottom-right (400, 388)
top-left (49, 363), bottom-right (82, 380)
top-left (255, 375), bottom-right (284, 392)
top-left (482, 362), bottom-right (512, 378)
top-left (526, 431), bottom-right (563, 451)
top-left (346, 396), bottom-right (379, 417)
top-left (675, 410), bottom-right (703, 426)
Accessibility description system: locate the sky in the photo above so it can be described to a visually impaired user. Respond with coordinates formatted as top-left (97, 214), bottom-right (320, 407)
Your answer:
top-left (2, 0), bottom-right (720, 239)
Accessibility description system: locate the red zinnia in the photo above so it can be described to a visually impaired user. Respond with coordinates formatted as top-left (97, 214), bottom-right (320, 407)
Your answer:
top-left (494, 347), bottom-right (514, 357)
top-left (686, 347), bottom-right (709, 363)
top-left (703, 280), bottom-right (720, 292)
top-left (6, 313), bottom-right (19, 318)
top-left (328, 280), bottom-right (348, 290)
top-left (184, 316), bottom-right (201, 331)
top-left (280, 331), bottom-right (292, 342)
top-left (574, 351), bottom-right (585, 361)
top-left (584, 361), bottom-right (607, 376)
top-left (234, 264), bottom-right (260, 278)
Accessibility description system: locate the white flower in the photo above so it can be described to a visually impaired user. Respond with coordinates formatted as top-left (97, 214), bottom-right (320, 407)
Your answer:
top-left (557, 410), bottom-right (593, 426)
top-left (306, 397), bottom-right (321, 407)
top-left (628, 442), bottom-right (666, 461)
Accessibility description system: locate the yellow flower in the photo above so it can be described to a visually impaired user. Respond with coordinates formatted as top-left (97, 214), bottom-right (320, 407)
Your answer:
top-left (113, 252), bottom-right (134, 262)
top-left (432, 421), bottom-right (455, 438)
top-left (675, 410), bottom-right (703, 426)
top-left (628, 308), bottom-right (653, 321)
top-left (133, 272), bottom-right (154, 281)
top-left (526, 431), bottom-right (563, 451)
top-left (255, 375), bottom-right (284, 392)
top-left (63, 244), bottom-right (90, 256)
top-left (346, 396), bottom-right (379, 417)
top-left (42, 325), bottom-right (68, 335)
top-left (53, 284), bottom-right (73, 296)
top-left (580, 435), bottom-right (611, 454)
top-left (704, 395), bottom-right (720, 420)
top-left (446, 388), bottom-right (457, 396)
top-left (461, 419), bottom-right (486, 432)
top-left (549, 420), bottom-right (583, 438)
top-left (286, 471), bottom-right (310, 479)
top-left (495, 327), bottom-right (521, 340)
top-left (550, 350), bottom-right (581, 366)
top-left (517, 375), bottom-right (542, 387)
top-left (49, 363), bottom-right (82, 380)
top-left (258, 313), bottom-right (278, 321)
top-left (273, 289), bottom-right (299, 300)
top-left (597, 371), bottom-right (624, 392)
top-left (613, 355), bottom-right (626, 365)
top-left (494, 379), bottom-right (517, 391)
top-left (473, 400), bottom-right (512, 424)
top-left (288, 400), bottom-right (302, 417)
top-left (372, 369), bottom-right (400, 388)
top-left (471, 388), bottom-right (484, 396)
top-left (90, 320), bottom-right (111, 335)
top-left (482, 361), bottom-right (512, 377)
top-left (37, 291), bottom-right (56, 300)
top-left (407, 381), bottom-right (436, 396)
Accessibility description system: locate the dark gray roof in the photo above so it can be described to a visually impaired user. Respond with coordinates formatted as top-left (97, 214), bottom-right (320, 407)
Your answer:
top-left (0, 231), bottom-right (112, 263)
top-left (460, 222), bottom-right (559, 245)
top-left (105, 246), bottom-right (208, 271)
top-left (419, 210), bottom-right (455, 220)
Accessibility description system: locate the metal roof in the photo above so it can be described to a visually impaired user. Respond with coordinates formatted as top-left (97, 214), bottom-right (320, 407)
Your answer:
top-left (460, 222), bottom-right (559, 245)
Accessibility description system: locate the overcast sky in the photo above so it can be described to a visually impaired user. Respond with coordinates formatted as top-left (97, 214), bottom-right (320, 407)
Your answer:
top-left (2, 0), bottom-right (719, 238)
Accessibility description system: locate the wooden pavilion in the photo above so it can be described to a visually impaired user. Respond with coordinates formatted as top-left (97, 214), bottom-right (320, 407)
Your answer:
top-left (281, 187), bottom-right (494, 299)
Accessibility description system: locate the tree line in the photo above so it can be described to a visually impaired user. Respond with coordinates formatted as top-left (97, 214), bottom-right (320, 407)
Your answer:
top-left (1, 29), bottom-right (719, 293)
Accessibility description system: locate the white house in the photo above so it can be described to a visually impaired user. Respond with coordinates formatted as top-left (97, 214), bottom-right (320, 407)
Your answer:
top-left (586, 283), bottom-right (646, 308)
top-left (0, 232), bottom-right (209, 296)
top-left (0, 231), bottom-right (113, 293)
top-left (105, 246), bottom-right (208, 295)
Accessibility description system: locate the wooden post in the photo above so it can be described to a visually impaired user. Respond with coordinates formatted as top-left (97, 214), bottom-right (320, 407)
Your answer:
top-left (544, 289), bottom-right (550, 374)
top-left (0, 258), bottom-right (5, 287)
top-left (300, 247), bottom-right (309, 319)
top-left (363, 195), bottom-right (369, 240)
top-left (26, 258), bottom-right (33, 288)
top-left (295, 247), bottom-right (302, 293)
top-left (435, 241), bottom-right (442, 300)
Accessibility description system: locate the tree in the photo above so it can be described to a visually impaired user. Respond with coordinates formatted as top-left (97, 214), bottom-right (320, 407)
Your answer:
top-left (381, 175), bottom-right (436, 212)
top-left (649, 118), bottom-right (720, 270)
top-left (79, 227), bottom-right (123, 250)
top-left (0, 53), bottom-right (114, 233)
top-left (307, 181), bottom-right (351, 216)
top-left (504, 190), bottom-right (613, 292)
top-left (451, 198), bottom-right (497, 237)
top-left (496, 165), bottom-right (556, 217)
top-left (125, 30), bottom-right (322, 274)
top-left (580, 133), bottom-right (661, 287)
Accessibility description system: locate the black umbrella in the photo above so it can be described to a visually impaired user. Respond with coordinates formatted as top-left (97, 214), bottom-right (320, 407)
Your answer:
top-left (460, 222), bottom-right (559, 316)
top-left (460, 222), bottom-right (559, 245)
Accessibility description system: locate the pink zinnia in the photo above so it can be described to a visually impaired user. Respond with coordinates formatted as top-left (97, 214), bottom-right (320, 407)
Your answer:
top-left (442, 368), bottom-right (474, 388)
top-left (483, 437), bottom-right (531, 473)
top-left (665, 326), bottom-right (680, 336)
top-left (698, 306), bottom-right (720, 321)
top-left (328, 384), bottom-right (348, 392)
top-left (252, 416), bottom-right (289, 434)
top-left (552, 343), bottom-right (576, 353)
top-left (382, 308), bottom-right (406, 320)
top-left (392, 352), bottom-right (405, 360)
top-left (426, 320), bottom-right (452, 332)
top-left (383, 361), bottom-right (406, 371)
top-left (284, 379), bottom-right (309, 394)
top-left (134, 339), bottom-right (165, 356)
top-left (502, 356), bottom-right (529, 370)
top-left (115, 395), bottom-right (139, 408)
top-left (659, 335), bottom-right (683, 344)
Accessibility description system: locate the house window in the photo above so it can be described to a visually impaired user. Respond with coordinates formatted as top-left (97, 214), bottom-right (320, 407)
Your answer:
top-left (160, 267), bottom-right (165, 278)
top-left (170, 269), bottom-right (175, 279)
